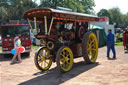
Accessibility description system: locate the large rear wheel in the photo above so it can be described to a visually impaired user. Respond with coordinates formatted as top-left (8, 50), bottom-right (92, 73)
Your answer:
top-left (56, 46), bottom-right (73, 72)
top-left (82, 32), bottom-right (98, 63)
top-left (34, 47), bottom-right (52, 71)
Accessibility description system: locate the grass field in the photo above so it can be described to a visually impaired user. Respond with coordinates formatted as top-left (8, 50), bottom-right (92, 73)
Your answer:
top-left (115, 42), bottom-right (123, 46)
top-left (0, 46), bottom-right (1, 51)
top-left (0, 45), bottom-right (39, 51)
top-left (31, 45), bottom-right (40, 49)
top-left (0, 42), bottom-right (123, 52)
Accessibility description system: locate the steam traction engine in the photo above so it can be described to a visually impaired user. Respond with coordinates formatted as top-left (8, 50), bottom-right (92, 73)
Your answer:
top-left (24, 8), bottom-right (99, 72)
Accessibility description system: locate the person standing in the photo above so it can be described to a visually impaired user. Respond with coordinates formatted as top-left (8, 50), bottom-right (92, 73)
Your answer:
top-left (10, 36), bottom-right (22, 64)
top-left (106, 29), bottom-right (116, 59)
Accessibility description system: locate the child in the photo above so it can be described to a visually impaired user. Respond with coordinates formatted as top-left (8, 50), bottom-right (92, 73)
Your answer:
top-left (10, 36), bottom-right (22, 64)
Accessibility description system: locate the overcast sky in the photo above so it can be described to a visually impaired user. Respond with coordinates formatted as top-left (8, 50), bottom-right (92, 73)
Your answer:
top-left (94, 0), bottom-right (128, 14)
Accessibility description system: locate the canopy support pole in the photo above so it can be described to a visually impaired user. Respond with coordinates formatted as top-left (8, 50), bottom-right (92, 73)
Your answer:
top-left (48, 17), bottom-right (54, 35)
top-left (44, 16), bottom-right (47, 35)
top-left (27, 18), bottom-right (33, 32)
top-left (34, 17), bottom-right (37, 34)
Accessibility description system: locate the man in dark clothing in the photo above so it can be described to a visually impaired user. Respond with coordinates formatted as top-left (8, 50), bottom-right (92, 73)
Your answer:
top-left (106, 29), bottom-right (116, 59)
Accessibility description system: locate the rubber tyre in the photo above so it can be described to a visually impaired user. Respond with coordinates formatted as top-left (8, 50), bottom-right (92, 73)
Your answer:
top-left (82, 32), bottom-right (98, 64)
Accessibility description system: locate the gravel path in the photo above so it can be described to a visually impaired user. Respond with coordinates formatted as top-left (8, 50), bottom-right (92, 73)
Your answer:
top-left (0, 46), bottom-right (128, 85)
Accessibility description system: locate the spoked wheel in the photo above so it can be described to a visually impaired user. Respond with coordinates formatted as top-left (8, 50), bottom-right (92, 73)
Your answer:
top-left (82, 32), bottom-right (98, 63)
top-left (56, 46), bottom-right (73, 72)
top-left (34, 47), bottom-right (52, 71)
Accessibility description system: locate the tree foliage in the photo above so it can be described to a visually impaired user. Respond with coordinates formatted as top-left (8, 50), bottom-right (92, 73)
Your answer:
top-left (8, 0), bottom-right (37, 20)
top-left (40, 0), bottom-right (95, 14)
top-left (97, 9), bottom-right (110, 17)
top-left (108, 8), bottom-right (122, 27)
top-left (97, 7), bottom-right (128, 28)
top-left (0, 0), bottom-right (10, 8)
top-left (0, 7), bottom-right (8, 23)
top-left (97, 9), bottom-right (112, 24)
top-left (0, 0), bottom-right (96, 24)
top-left (0, 0), bottom-right (37, 24)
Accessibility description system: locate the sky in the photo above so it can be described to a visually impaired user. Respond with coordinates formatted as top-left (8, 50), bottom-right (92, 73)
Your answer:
top-left (94, 0), bottom-right (128, 14)
top-left (35, 0), bottom-right (128, 14)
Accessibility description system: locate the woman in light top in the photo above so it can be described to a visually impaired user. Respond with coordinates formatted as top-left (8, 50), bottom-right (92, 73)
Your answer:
top-left (11, 36), bottom-right (22, 64)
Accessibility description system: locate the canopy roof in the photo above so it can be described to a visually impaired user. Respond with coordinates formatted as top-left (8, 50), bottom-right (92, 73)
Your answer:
top-left (24, 8), bottom-right (99, 22)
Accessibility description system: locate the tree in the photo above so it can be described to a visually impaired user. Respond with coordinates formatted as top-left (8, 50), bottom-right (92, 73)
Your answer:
top-left (39, 0), bottom-right (95, 14)
top-left (0, 0), bottom-right (37, 22)
top-left (0, 0), bottom-right (96, 24)
top-left (79, 0), bottom-right (95, 14)
top-left (97, 7), bottom-right (128, 28)
top-left (97, 9), bottom-right (110, 17)
top-left (0, 7), bottom-right (8, 24)
top-left (108, 7), bottom-right (122, 28)
top-left (0, 0), bottom-right (10, 8)
top-left (121, 14), bottom-right (128, 28)
top-left (97, 9), bottom-right (112, 24)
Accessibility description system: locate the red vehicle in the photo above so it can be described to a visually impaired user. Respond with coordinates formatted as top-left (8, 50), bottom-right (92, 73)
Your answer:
top-left (0, 21), bottom-right (31, 56)
top-left (123, 29), bottom-right (128, 51)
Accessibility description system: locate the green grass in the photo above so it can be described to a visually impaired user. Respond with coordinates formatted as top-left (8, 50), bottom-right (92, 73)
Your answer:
top-left (31, 45), bottom-right (40, 49)
top-left (0, 42), bottom-right (124, 51)
top-left (0, 46), bottom-right (1, 51)
top-left (115, 42), bottom-right (123, 46)
top-left (0, 45), bottom-right (39, 51)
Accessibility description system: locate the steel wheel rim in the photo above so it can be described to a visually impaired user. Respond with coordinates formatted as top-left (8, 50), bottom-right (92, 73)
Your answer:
top-left (37, 48), bottom-right (52, 70)
top-left (59, 48), bottom-right (73, 71)
top-left (87, 33), bottom-right (98, 62)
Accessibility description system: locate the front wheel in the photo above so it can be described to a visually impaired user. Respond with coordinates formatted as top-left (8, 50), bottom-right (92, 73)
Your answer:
top-left (56, 46), bottom-right (73, 72)
top-left (34, 47), bottom-right (52, 71)
top-left (82, 32), bottom-right (98, 63)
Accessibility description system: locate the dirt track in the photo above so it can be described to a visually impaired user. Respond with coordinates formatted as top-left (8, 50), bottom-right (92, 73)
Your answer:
top-left (0, 46), bottom-right (128, 85)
